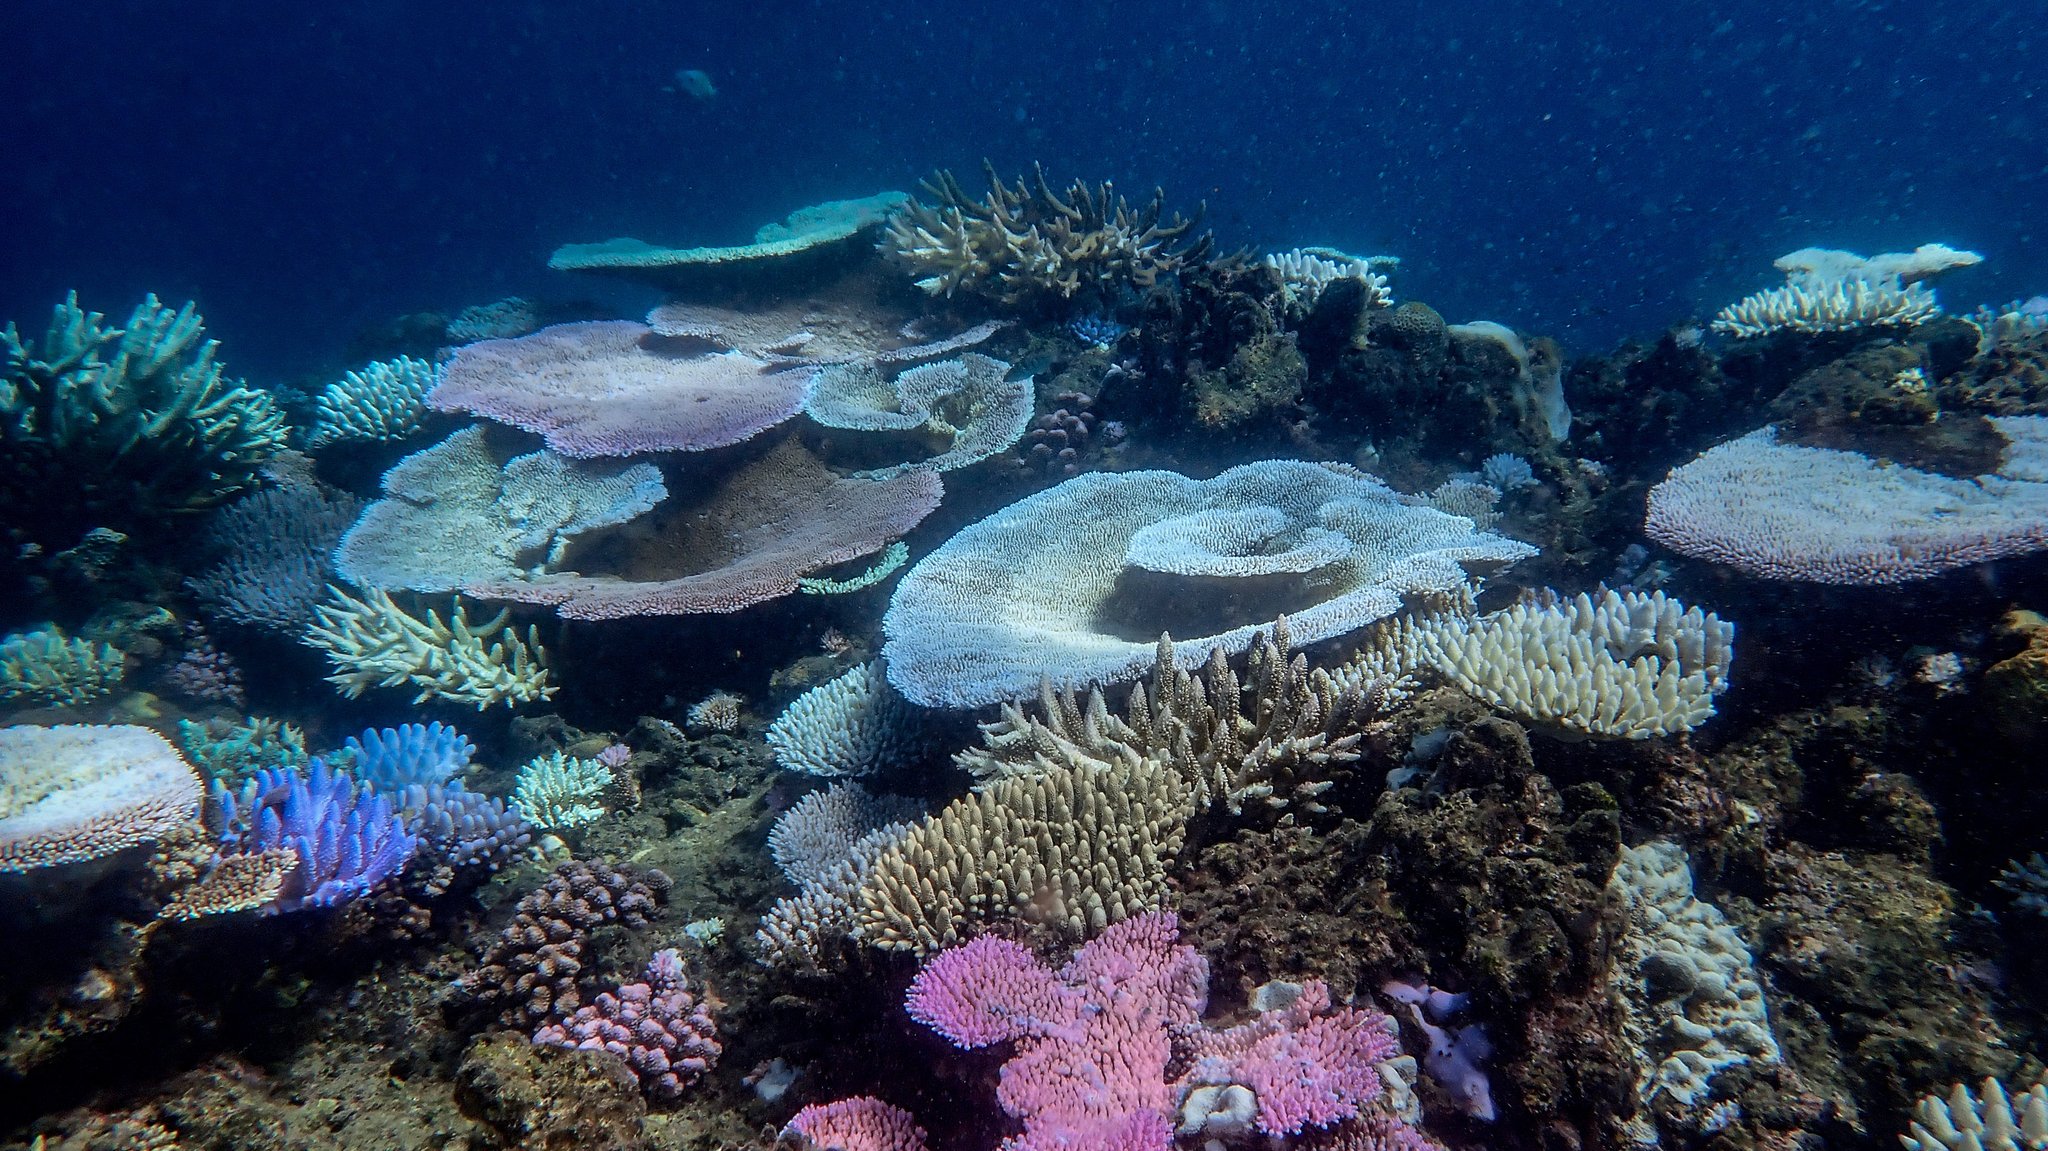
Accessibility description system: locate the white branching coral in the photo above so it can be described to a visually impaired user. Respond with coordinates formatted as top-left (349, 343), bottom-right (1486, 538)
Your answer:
top-left (1711, 243), bottom-right (1980, 338)
top-left (765, 661), bottom-right (943, 778)
top-left (1404, 589), bottom-right (1735, 740)
top-left (756, 782), bottom-right (924, 967)
top-left (1263, 247), bottom-right (1396, 314)
top-left (307, 356), bottom-right (439, 448)
top-left (512, 750), bottom-right (613, 830)
top-left (304, 587), bottom-right (556, 709)
top-left (1901, 1074), bottom-right (2048, 1151)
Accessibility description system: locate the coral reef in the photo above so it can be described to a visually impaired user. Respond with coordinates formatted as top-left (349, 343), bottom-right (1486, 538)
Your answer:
top-left (1713, 244), bottom-right (1979, 338)
top-left (304, 587), bottom-right (556, 708)
top-left (187, 478), bottom-right (365, 635)
top-left (756, 782), bottom-right (923, 967)
top-left (0, 626), bottom-right (125, 706)
top-left (804, 351), bottom-right (1035, 475)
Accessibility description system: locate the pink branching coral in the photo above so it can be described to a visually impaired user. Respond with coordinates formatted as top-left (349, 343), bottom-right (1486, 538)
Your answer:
top-left (783, 1096), bottom-right (931, 1151)
top-left (899, 913), bottom-right (1407, 1151)
top-left (533, 948), bottom-right (720, 1099)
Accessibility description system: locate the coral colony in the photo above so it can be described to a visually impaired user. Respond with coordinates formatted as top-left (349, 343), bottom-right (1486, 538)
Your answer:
top-left (5, 170), bottom-right (2048, 1151)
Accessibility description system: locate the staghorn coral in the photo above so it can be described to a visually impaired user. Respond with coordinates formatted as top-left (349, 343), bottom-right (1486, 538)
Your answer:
top-left (334, 424), bottom-right (667, 594)
top-left (765, 661), bottom-right (942, 778)
top-left (1401, 589), bottom-right (1736, 740)
top-left (883, 162), bottom-right (1213, 309)
top-left (305, 355), bottom-right (439, 448)
top-left (469, 437), bottom-right (942, 619)
top-left (956, 621), bottom-right (1400, 814)
top-left (430, 320), bottom-right (807, 457)
top-left (1, 292), bottom-right (288, 541)
top-left (0, 723), bottom-right (203, 872)
top-left (851, 756), bottom-right (1194, 954)
top-left (532, 948), bottom-right (721, 1100)
top-left (881, 459), bottom-right (1533, 708)
top-left (0, 625), bottom-right (126, 706)
top-left (187, 478), bottom-right (364, 635)
top-left (512, 750), bottom-right (614, 830)
top-left (459, 859), bottom-right (671, 1026)
top-left (1646, 418), bottom-right (2048, 583)
top-left (304, 586), bottom-right (556, 709)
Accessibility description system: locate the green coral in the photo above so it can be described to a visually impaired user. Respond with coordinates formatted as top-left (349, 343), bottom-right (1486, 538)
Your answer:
top-left (176, 715), bottom-right (310, 785)
top-left (0, 625), bottom-right (125, 706)
top-left (511, 750), bottom-right (612, 830)
top-left (798, 542), bottom-right (909, 595)
top-left (1, 293), bottom-right (289, 543)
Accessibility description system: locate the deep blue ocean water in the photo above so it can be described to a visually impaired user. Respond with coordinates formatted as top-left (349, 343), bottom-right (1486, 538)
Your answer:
top-left (6, 0), bottom-right (2041, 376)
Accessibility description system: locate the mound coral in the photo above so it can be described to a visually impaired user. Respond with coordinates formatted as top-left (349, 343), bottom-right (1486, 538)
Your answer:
top-left (883, 163), bottom-right (1213, 309)
top-left (1, 293), bottom-right (288, 542)
top-left (429, 321), bottom-right (808, 457)
top-left (0, 724), bottom-right (202, 872)
top-left (533, 949), bottom-right (720, 1099)
top-left (882, 460), bottom-right (1534, 708)
top-left (334, 425), bottom-right (667, 594)
top-left (469, 438), bottom-right (942, 620)
top-left (1645, 418), bottom-right (2048, 583)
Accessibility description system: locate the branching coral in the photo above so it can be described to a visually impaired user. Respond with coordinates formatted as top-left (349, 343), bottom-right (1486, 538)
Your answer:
top-left (883, 162), bottom-right (1213, 309)
top-left (0, 625), bottom-right (126, 706)
top-left (304, 586), bottom-right (556, 709)
top-left (1, 292), bottom-right (288, 541)
top-left (957, 622), bottom-right (1401, 815)
top-left (306, 355), bottom-right (439, 448)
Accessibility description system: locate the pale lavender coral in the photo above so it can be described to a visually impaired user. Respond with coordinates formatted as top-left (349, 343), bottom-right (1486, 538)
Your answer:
top-left (429, 320), bottom-right (806, 457)
top-left (532, 948), bottom-right (720, 1099)
top-left (902, 913), bottom-right (1405, 1151)
top-left (1381, 980), bottom-right (1496, 1121)
top-left (161, 633), bottom-right (245, 708)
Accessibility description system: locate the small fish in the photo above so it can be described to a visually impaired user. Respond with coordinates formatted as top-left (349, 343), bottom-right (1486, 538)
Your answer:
top-left (670, 68), bottom-right (718, 102)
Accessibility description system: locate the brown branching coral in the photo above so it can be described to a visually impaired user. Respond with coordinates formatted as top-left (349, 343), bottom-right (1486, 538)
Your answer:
top-left (955, 620), bottom-right (1403, 815)
top-left (882, 162), bottom-right (1213, 309)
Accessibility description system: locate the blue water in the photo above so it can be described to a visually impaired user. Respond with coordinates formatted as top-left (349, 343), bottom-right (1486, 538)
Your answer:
top-left (5, 0), bottom-right (2040, 374)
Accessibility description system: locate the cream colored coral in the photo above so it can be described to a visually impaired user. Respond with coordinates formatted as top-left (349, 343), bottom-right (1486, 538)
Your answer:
top-left (0, 724), bottom-right (203, 872)
top-left (1401, 589), bottom-right (1733, 739)
top-left (1902, 1074), bottom-right (2048, 1151)
top-left (957, 622), bottom-right (1398, 815)
top-left (852, 757), bottom-right (1193, 954)
top-left (304, 586), bottom-right (555, 710)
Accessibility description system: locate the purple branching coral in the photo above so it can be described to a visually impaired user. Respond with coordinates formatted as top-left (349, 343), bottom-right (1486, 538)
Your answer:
top-left (206, 759), bottom-right (418, 913)
top-left (458, 859), bottom-right (672, 1025)
top-left (533, 948), bottom-right (720, 1099)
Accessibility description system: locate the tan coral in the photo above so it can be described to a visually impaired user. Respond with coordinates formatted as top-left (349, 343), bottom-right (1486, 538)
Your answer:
top-left (158, 849), bottom-right (300, 920)
top-left (852, 757), bottom-right (1193, 954)
top-left (957, 621), bottom-right (1401, 815)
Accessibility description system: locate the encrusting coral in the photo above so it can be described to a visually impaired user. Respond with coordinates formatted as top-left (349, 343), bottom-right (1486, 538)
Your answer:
top-left (883, 162), bottom-right (1213, 309)
top-left (1, 292), bottom-right (288, 543)
top-left (304, 586), bottom-right (556, 709)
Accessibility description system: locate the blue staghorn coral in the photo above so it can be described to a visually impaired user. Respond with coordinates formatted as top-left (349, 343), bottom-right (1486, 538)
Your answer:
top-left (207, 759), bottom-right (418, 913)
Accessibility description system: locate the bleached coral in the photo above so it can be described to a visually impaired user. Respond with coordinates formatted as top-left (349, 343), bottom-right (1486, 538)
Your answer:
top-left (335, 425), bottom-right (667, 594)
top-left (766, 661), bottom-right (942, 778)
top-left (0, 626), bottom-right (125, 707)
top-left (757, 783), bottom-right (924, 966)
top-left (304, 586), bottom-right (556, 709)
top-left (511, 750), bottom-right (613, 830)
top-left (1646, 419), bottom-right (2048, 584)
top-left (1711, 244), bottom-right (1980, 338)
top-left (0, 724), bottom-right (203, 872)
top-left (1407, 589), bottom-right (1735, 740)
top-left (798, 542), bottom-right (909, 595)
top-left (1263, 247), bottom-right (1396, 314)
top-left (1901, 1074), bottom-right (2048, 1151)
top-left (882, 460), bottom-right (1534, 708)
top-left (1608, 841), bottom-right (1779, 1143)
top-left (306, 355), bottom-right (439, 448)
top-left (804, 352), bottom-right (1035, 476)
top-left (687, 690), bottom-right (744, 733)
